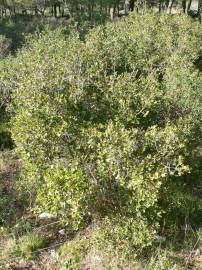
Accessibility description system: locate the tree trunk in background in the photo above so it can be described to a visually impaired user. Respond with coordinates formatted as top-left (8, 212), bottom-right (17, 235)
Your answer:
top-left (125, 0), bottom-right (130, 14)
top-left (130, 0), bottom-right (135, 11)
top-left (182, 0), bottom-right (186, 13)
top-left (100, 0), bottom-right (103, 15)
top-left (117, 0), bottom-right (120, 15)
top-left (53, 5), bottom-right (57, 17)
top-left (159, 0), bottom-right (162, 12)
top-left (110, 3), bottom-right (116, 21)
top-left (167, 0), bottom-right (175, 14)
top-left (198, 0), bottom-right (202, 11)
top-left (186, 0), bottom-right (192, 13)
top-left (198, 0), bottom-right (202, 22)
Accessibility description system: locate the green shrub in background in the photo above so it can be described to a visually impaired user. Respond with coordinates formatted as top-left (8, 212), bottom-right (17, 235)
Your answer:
top-left (5, 12), bottom-right (202, 256)
top-left (0, 36), bottom-right (12, 149)
top-left (0, 35), bottom-right (11, 58)
top-left (0, 15), bottom-right (45, 52)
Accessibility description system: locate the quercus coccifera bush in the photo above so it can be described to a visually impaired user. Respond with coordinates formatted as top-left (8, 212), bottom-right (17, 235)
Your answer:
top-left (6, 13), bottom-right (202, 250)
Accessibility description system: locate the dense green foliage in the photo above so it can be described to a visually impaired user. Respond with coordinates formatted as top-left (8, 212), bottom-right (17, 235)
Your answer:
top-left (0, 2), bottom-right (202, 266)
top-left (1, 12), bottom-right (200, 260)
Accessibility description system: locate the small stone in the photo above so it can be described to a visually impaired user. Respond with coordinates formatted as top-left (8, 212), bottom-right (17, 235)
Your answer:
top-left (155, 235), bottom-right (166, 242)
top-left (39, 212), bottom-right (56, 219)
top-left (58, 229), bottom-right (65, 235)
top-left (195, 248), bottom-right (200, 256)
